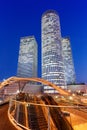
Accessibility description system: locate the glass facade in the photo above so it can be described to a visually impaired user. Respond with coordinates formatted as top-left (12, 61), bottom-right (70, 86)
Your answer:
top-left (41, 10), bottom-right (66, 93)
top-left (61, 37), bottom-right (76, 84)
top-left (17, 36), bottom-right (37, 78)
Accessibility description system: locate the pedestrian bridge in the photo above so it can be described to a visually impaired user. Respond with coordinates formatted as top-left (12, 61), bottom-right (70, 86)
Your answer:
top-left (0, 76), bottom-right (70, 96)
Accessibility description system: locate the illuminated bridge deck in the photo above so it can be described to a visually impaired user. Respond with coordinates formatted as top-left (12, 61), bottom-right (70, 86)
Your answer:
top-left (0, 104), bottom-right (17, 130)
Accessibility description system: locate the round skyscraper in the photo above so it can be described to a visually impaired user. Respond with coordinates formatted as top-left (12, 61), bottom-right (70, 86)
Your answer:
top-left (41, 10), bottom-right (66, 93)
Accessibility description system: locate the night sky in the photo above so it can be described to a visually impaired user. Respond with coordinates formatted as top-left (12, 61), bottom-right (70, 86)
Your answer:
top-left (0, 0), bottom-right (87, 83)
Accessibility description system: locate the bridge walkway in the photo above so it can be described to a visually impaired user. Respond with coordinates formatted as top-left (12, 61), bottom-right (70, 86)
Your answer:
top-left (0, 104), bottom-right (17, 130)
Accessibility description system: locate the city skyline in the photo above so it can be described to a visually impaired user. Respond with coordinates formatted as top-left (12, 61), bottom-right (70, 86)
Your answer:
top-left (0, 0), bottom-right (87, 84)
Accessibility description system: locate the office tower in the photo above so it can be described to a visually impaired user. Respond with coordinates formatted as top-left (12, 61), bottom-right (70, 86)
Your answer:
top-left (17, 36), bottom-right (37, 78)
top-left (41, 10), bottom-right (66, 93)
top-left (62, 37), bottom-right (76, 84)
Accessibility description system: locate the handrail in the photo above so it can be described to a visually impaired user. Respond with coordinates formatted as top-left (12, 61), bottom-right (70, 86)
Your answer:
top-left (8, 99), bottom-right (76, 130)
top-left (8, 100), bottom-right (31, 130)
top-left (11, 99), bottom-right (85, 109)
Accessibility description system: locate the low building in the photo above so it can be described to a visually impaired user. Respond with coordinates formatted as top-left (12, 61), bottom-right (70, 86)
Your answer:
top-left (67, 84), bottom-right (87, 94)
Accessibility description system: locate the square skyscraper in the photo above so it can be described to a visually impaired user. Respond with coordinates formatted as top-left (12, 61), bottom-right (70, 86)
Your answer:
top-left (62, 37), bottom-right (76, 84)
top-left (17, 36), bottom-right (37, 78)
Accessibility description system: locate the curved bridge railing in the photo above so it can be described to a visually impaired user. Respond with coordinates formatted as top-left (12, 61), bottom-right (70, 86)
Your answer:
top-left (8, 98), bottom-right (73, 130)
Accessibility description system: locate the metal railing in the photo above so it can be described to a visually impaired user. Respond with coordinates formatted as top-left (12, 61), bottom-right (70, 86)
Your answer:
top-left (8, 99), bottom-right (75, 130)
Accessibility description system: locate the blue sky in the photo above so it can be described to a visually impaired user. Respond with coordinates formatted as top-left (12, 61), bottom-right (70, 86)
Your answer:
top-left (0, 0), bottom-right (87, 83)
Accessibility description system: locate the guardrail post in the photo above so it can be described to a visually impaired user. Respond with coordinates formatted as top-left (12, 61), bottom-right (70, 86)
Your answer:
top-left (8, 99), bottom-right (12, 113)
top-left (48, 106), bottom-right (50, 130)
top-left (25, 103), bottom-right (29, 128)
top-left (70, 113), bottom-right (72, 126)
top-left (16, 102), bottom-right (20, 122)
